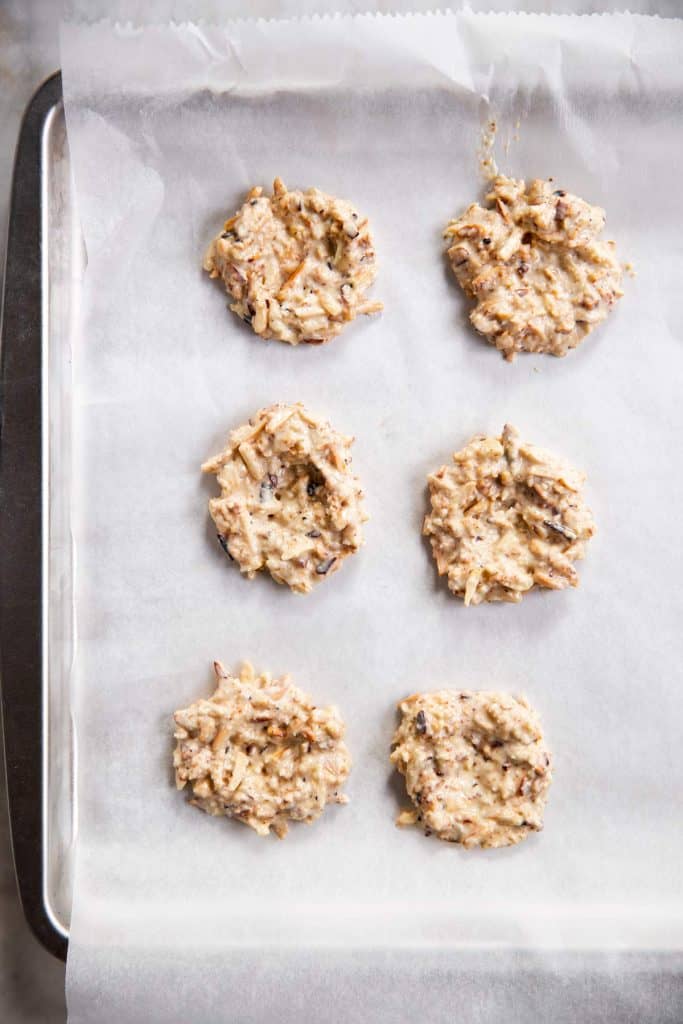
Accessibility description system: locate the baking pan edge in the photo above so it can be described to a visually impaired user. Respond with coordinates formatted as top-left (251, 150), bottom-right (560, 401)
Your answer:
top-left (1, 71), bottom-right (69, 962)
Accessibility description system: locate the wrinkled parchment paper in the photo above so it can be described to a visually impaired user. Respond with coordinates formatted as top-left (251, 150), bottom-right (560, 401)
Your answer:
top-left (61, 10), bottom-right (683, 1023)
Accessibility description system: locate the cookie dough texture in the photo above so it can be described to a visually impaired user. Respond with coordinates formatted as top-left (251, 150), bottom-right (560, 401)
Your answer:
top-left (174, 661), bottom-right (351, 838)
top-left (444, 175), bottom-right (624, 360)
top-left (391, 690), bottom-right (552, 849)
top-left (203, 403), bottom-right (368, 593)
top-left (423, 424), bottom-right (595, 606)
top-left (204, 177), bottom-right (383, 345)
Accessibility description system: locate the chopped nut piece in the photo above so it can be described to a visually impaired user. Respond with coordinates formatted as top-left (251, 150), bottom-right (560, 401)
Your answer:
top-left (396, 809), bottom-right (419, 827)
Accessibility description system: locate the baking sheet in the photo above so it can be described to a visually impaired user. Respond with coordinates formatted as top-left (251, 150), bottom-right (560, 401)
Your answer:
top-left (60, 9), bottom-right (683, 1023)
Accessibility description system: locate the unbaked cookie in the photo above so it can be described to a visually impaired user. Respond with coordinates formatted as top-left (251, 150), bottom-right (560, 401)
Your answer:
top-left (423, 424), bottom-right (595, 605)
top-left (444, 175), bottom-right (624, 360)
top-left (173, 661), bottom-right (351, 838)
top-left (202, 402), bottom-right (368, 593)
top-left (204, 177), bottom-right (383, 345)
top-left (391, 690), bottom-right (552, 848)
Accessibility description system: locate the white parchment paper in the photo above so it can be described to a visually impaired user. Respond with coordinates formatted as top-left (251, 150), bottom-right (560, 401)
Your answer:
top-left (61, 10), bottom-right (683, 1022)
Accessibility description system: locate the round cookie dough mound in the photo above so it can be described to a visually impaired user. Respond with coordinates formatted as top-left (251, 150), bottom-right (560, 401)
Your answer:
top-left (202, 402), bottom-right (368, 593)
top-left (204, 177), bottom-right (383, 345)
top-left (423, 424), bottom-right (595, 606)
top-left (444, 175), bottom-right (624, 360)
top-left (174, 661), bottom-right (351, 838)
top-left (391, 690), bottom-right (552, 848)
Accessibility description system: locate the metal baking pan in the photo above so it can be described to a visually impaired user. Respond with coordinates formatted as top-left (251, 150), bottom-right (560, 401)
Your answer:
top-left (1, 71), bottom-right (80, 961)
